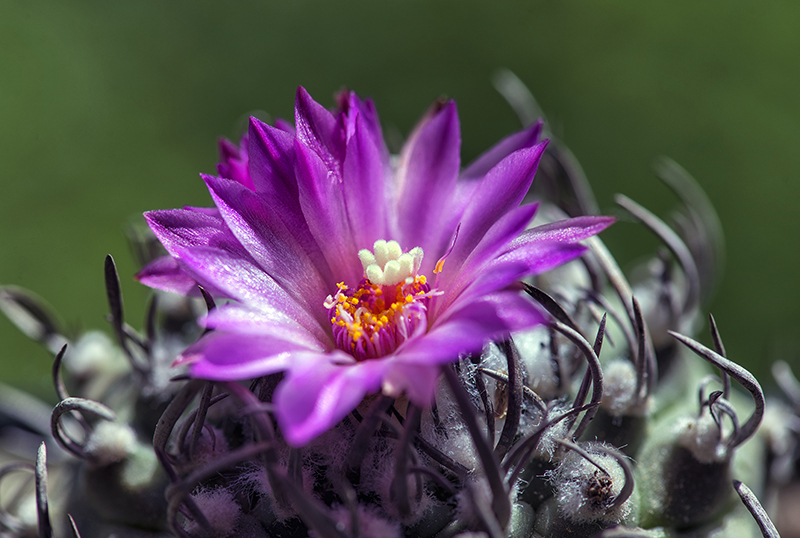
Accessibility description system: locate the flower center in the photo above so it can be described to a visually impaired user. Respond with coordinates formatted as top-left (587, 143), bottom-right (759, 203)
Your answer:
top-left (324, 241), bottom-right (432, 361)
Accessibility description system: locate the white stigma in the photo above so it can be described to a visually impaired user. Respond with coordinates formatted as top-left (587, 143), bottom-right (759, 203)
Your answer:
top-left (358, 240), bottom-right (424, 286)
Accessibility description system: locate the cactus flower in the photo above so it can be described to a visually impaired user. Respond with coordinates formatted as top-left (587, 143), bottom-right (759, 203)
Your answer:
top-left (136, 88), bottom-right (613, 445)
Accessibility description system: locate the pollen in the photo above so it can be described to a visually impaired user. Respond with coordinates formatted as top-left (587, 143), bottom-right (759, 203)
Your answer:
top-left (324, 241), bottom-right (437, 361)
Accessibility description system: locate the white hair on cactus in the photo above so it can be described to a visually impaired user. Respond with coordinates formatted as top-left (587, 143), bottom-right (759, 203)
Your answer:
top-left (65, 330), bottom-right (128, 378)
top-left (676, 412), bottom-right (727, 464)
top-left (84, 420), bottom-right (137, 466)
top-left (420, 374), bottom-right (480, 472)
top-left (548, 442), bottom-right (632, 525)
top-left (311, 504), bottom-right (401, 538)
top-left (184, 487), bottom-right (241, 537)
top-left (534, 405), bottom-right (571, 460)
top-left (601, 359), bottom-right (640, 417)
top-left (514, 326), bottom-right (562, 400)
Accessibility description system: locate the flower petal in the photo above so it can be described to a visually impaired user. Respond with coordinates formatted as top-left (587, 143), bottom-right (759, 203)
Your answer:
top-left (490, 241), bottom-right (590, 278)
top-left (446, 142), bottom-right (547, 277)
top-left (342, 110), bottom-right (388, 249)
top-left (201, 303), bottom-right (331, 348)
top-left (248, 117), bottom-right (298, 197)
top-left (400, 291), bottom-right (546, 365)
top-left (295, 86), bottom-right (345, 173)
top-left (183, 332), bottom-right (315, 380)
top-left (338, 90), bottom-right (390, 167)
top-left (396, 101), bottom-right (461, 267)
top-left (432, 204), bottom-right (538, 318)
top-left (382, 361), bottom-right (441, 406)
top-left (294, 138), bottom-right (360, 284)
top-left (204, 174), bottom-right (332, 322)
top-left (143, 209), bottom-right (322, 335)
top-left (510, 215), bottom-right (616, 249)
top-left (460, 120), bottom-right (543, 180)
top-left (477, 215), bottom-right (615, 282)
top-left (136, 255), bottom-right (207, 297)
top-left (248, 118), bottom-right (333, 279)
top-left (217, 135), bottom-right (253, 190)
top-left (275, 353), bottom-right (388, 446)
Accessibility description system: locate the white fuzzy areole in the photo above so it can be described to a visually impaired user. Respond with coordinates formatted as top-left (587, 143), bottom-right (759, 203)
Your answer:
top-left (358, 240), bottom-right (423, 286)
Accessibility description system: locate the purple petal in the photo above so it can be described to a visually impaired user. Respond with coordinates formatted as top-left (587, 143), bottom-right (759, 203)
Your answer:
top-left (136, 255), bottom-right (207, 297)
top-left (201, 303), bottom-right (332, 348)
top-left (446, 142), bottom-right (547, 274)
top-left (461, 121), bottom-right (544, 180)
top-left (396, 101), bottom-right (461, 268)
top-left (248, 119), bottom-right (333, 279)
top-left (274, 117), bottom-right (295, 134)
top-left (294, 139), bottom-right (361, 285)
top-left (475, 215), bottom-right (614, 279)
top-left (342, 110), bottom-right (388, 249)
top-left (181, 206), bottom-right (220, 216)
top-left (490, 241), bottom-right (590, 277)
top-left (204, 175), bottom-right (332, 321)
top-left (382, 362), bottom-right (441, 405)
top-left (144, 209), bottom-right (323, 334)
top-left (338, 91), bottom-right (390, 167)
top-left (144, 208), bottom-right (231, 253)
top-left (275, 354), bottom-right (388, 446)
top-left (183, 332), bottom-right (315, 380)
top-left (295, 86), bottom-right (345, 173)
top-left (217, 135), bottom-right (253, 190)
top-left (508, 215), bottom-right (616, 250)
top-left (437, 258), bottom-right (530, 320)
top-left (432, 204), bottom-right (538, 318)
top-left (248, 117), bottom-right (297, 197)
top-left (400, 291), bottom-right (546, 365)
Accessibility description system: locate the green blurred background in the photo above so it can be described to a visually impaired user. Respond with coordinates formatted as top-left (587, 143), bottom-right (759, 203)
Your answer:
top-left (1, 1), bottom-right (798, 397)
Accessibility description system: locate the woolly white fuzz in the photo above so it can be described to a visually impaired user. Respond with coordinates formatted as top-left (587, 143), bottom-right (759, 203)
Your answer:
top-left (601, 359), bottom-right (639, 416)
top-left (514, 326), bottom-right (562, 400)
top-left (84, 420), bottom-right (137, 466)
top-left (312, 504), bottom-right (401, 538)
top-left (676, 412), bottom-right (727, 463)
top-left (548, 443), bottom-right (632, 524)
top-left (65, 331), bottom-right (127, 378)
top-left (184, 487), bottom-right (241, 537)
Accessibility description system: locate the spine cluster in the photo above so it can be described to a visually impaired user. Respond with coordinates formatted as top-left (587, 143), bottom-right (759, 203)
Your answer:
top-left (0, 132), bottom-right (789, 538)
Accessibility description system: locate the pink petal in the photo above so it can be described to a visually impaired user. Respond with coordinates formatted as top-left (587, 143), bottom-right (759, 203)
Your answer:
top-left (452, 142), bottom-right (547, 261)
top-left (400, 291), bottom-right (546, 366)
top-left (294, 139), bottom-right (361, 285)
top-left (204, 175), bottom-right (332, 323)
top-left (396, 101), bottom-right (461, 269)
top-left (275, 353), bottom-right (388, 446)
top-left (508, 215), bottom-right (616, 250)
top-left (295, 86), bottom-right (345, 173)
top-left (247, 117), bottom-right (298, 198)
top-left (490, 241), bottom-right (590, 277)
top-left (136, 255), bottom-right (207, 297)
top-left (248, 118), bottom-right (333, 280)
top-left (461, 120), bottom-right (543, 180)
top-left (201, 303), bottom-right (332, 348)
top-left (432, 204), bottom-right (538, 318)
top-left (382, 361), bottom-right (441, 406)
top-left (342, 110), bottom-right (389, 250)
top-left (144, 209), bottom-right (323, 335)
top-left (184, 332), bottom-right (317, 380)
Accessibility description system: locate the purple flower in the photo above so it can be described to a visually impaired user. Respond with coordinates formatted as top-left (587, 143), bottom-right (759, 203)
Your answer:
top-left (137, 88), bottom-right (613, 446)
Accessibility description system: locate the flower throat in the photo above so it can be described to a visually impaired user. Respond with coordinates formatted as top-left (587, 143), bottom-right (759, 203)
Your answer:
top-left (324, 240), bottom-right (432, 361)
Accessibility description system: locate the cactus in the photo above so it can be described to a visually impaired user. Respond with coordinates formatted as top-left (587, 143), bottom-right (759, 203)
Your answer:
top-left (0, 80), bottom-right (791, 538)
